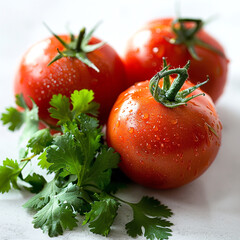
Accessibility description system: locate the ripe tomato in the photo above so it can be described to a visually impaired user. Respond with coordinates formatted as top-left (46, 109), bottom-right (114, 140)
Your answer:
top-left (123, 17), bottom-right (229, 102)
top-left (107, 63), bottom-right (222, 189)
top-left (14, 26), bottom-right (126, 125)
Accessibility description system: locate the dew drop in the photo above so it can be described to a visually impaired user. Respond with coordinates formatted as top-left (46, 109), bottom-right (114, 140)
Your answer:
top-left (142, 113), bottom-right (149, 119)
top-left (194, 152), bottom-right (199, 157)
top-left (116, 120), bottom-right (120, 128)
top-left (163, 137), bottom-right (170, 143)
top-left (155, 135), bottom-right (160, 140)
top-left (171, 119), bottom-right (178, 125)
top-left (146, 143), bottom-right (152, 150)
top-left (119, 136), bottom-right (124, 141)
top-left (153, 125), bottom-right (158, 131)
top-left (128, 127), bottom-right (134, 133)
top-left (194, 135), bottom-right (199, 142)
top-left (153, 47), bottom-right (159, 53)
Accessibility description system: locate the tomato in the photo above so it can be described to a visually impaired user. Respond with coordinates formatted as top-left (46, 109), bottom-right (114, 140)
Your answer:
top-left (14, 26), bottom-right (126, 125)
top-left (123, 17), bottom-right (229, 102)
top-left (107, 63), bottom-right (222, 189)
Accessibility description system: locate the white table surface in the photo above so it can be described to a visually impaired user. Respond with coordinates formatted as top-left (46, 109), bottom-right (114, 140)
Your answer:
top-left (0, 0), bottom-right (240, 239)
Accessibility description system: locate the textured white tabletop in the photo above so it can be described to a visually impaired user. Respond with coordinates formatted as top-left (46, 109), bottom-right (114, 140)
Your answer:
top-left (0, 0), bottom-right (240, 239)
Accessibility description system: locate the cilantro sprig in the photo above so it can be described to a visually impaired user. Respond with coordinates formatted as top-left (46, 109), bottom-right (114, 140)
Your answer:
top-left (0, 90), bottom-right (173, 239)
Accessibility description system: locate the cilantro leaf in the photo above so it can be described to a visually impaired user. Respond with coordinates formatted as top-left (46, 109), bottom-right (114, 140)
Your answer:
top-left (71, 89), bottom-right (99, 117)
top-left (23, 180), bottom-right (60, 209)
top-left (49, 90), bottom-right (99, 125)
top-left (25, 182), bottom-right (85, 237)
top-left (76, 114), bottom-right (102, 165)
top-left (1, 95), bottom-right (40, 157)
top-left (0, 159), bottom-right (21, 193)
top-left (22, 173), bottom-right (47, 193)
top-left (46, 132), bottom-right (83, 178)
top-left (83, 147), bottom-right (120, 190)
top-left (19, 100), bottom-right (39, 157)
top-left (27, 128), bottom-right (53, 154)
top-left (38, 151), bottom-right (53, 170)
top-left (15, 94), bottom-right (28, 109)
top-left (46, 115), bottom-right (102, 184)
top-left (126, 196), bottom-right (173, 240)
top-left (83, 193), bottom-right (120, 236)
top-left (32, 197), bottom-right (78, 237)
top-left (1, 107), bottom-right (24, 131)
top-left (49, 94), bottom-right (72, 125)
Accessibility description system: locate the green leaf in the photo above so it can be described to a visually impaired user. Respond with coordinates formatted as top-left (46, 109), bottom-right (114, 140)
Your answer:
top-left (71, 90), bottom-right (99, 117)
top-left (46, 132), bottom-right (83, 178)
top-left (23, 173), bottom-right (47, 193)
top-left (49, 94), bottom-right (72, 125)
top-left (83, 193), bottom-right (120, 236)
top-left (49, 90), bottom-right (99, 125)
top-left (126, 196), bottom-right (173, 240)
top-left (16, 94), bottom-right (28, 109)
top-left (1, 107), bottom-right (24, 131)
top-left (32, 197), bottom-right (78, 237)
top-left (27, 129), bottom-right (53, 154)
top-left (0, 159), bottom-right (21, 193)
top-left (25, 182), bottom-right (84, 237)
top-left (83, 147), bottom-right (120, 190)
top-left (19, 100), bottom-right (39, 157)
top-left (1, 94), bottom-right (37, 136)
top-left (76, 52), bottom-right (99, 72)
top-left (38, 151), bottom-right (53, 170)
top-left (76, 114), bottom-right (102, 163)
top-left (23, 180), bottom-right (59, 209)
top-left (46, 23), bottom-right (103, 72)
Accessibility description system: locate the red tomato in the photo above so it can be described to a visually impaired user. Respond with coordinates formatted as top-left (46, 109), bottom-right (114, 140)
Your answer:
top-left (123, 18), bottom-right (229, 102)
top-left (14, 31), bottom-right (126, 125)
top-left (107, 65), bottom-right (222, 189)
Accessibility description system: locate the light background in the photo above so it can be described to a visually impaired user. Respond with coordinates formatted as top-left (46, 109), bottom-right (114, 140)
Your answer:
top-left (0, 0), bottom-right (240, 239)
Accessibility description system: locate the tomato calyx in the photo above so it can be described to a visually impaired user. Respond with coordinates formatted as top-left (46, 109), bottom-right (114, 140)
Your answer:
top-left (170, 18), bottom-right (225, 60)
top-left (44, 22), bottom-right (105, 72)
top-left (149, 58), bottom-right (209, 108)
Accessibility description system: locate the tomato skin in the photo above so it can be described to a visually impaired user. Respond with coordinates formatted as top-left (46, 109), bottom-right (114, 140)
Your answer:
top-left (123, 18), bottom-right (228, 102)
top-left (107, 80), bottom-right (222, 189)
top-left (14, 35), bottom-right (127, 125)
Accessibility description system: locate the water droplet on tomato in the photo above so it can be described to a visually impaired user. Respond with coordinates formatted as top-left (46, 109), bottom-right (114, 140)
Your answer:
top-left (142, 113), bottom-right (149, 119)
top-left (171, 119), bottom-right (178, 125)
top-left (119, 136), bottom-right (124, 141)
top-left (194, 135), bottom-right (199, 142)
top-left (152, 47), bottom-right (159, 53)
top-left (146, 143), bottom-right (152, 149)
top-left (116, 120), bottom-right (120, 128)
top-left (194, 152), bottom-right (199, 157)
top-left (153, 125), bottom-right (158, 131)
top-left (128, 127), bottom-right (134, 133)
top-left (163, 137), bottom-right (170, 143)
top-left (161, 143), bottom-right (164, 148)
top-left (155, 135), bottom-right (160, 140)
top-left (177, 153), bottom-right (183, 159)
